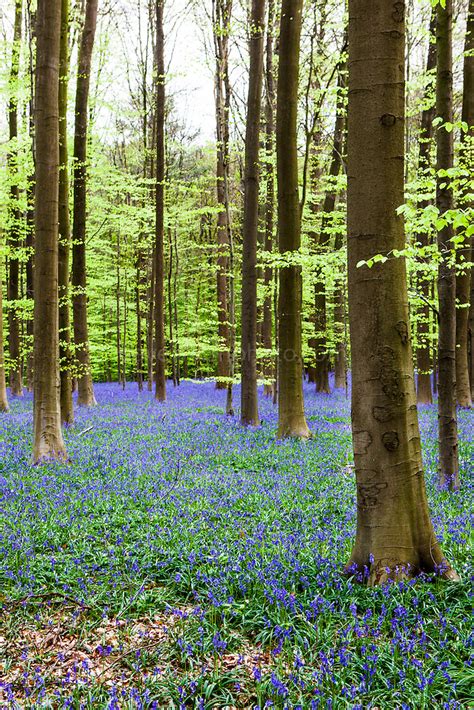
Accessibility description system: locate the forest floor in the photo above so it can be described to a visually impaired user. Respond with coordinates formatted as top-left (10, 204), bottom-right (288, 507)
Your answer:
top-left (0, 380), bottom-right (472, 709)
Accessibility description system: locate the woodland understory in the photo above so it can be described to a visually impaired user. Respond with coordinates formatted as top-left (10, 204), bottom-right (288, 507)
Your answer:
top-left (0, 382), bottom-right (472, 708)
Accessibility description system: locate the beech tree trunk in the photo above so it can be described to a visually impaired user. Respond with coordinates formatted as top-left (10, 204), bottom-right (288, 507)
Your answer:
top-left (147, 249), bottom-right (154, 391)
top-left (154, 0), bottom-right (166, 402)
top-left (470, 265), bottom-right (474, 397)
top-left (72, 0), bottom-right (98, 407)
top-left (136, 254), bottom-right (144, 391)
top-left (334, 171), bottom-right (348, 392)
top-left (416, 9), bottom-right (436, 405)
top-left (116, 233), bottom-right (122, 386)
top-left (276, 0), bottom-right (310, 439)
top-left (167, 226), bottom-right (177, 386)
top-left (33, 0), bottom-right (67, 462)
top-left (306, 127), bottom-right (324, 385)
top-left (25, 202), bottom-right (35, 392)
top-left (214, 0), bottom-right (232, 389)
top-left (58, 0), bottom-right (74, 425)
top-left (455, 0), bottom-right (473, 409)
top-left (241, 0), bottom-right (265, 426)
top-left (333, 286), bottom-right (347, 390)
top-left (436, 0), bottom-right (459, 490)
top-left (25, 0), bottom-right (35, 393)
top-left (262, 0), bottom-right (276, 399)
top-left (0, 255), bottom-right (9, 412)
top-left (314, 62), bottom-right (346, 395)
top-left (7, 0), bottom-right (23, 397)
top-left (226, 219), bottom-right (236, 416)
top-left (346, 0), bottom-right (456, 584)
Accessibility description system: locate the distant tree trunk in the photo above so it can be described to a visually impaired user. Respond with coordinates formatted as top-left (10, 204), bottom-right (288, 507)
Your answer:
top-left (276, 0), bottom-right (310, 439)
top-left (416, 10), bottom-right (436, 405)
top-left (213, 0), bottom-right (232, 389)
top-left (314, 62), bottom-right (346, 395)
top-left (58, 0), bottom-right (74, 425)
top-left (346, 0), bottom-right (457, 584)
top-left (167, 225), bottom-right (177, 386)
top-left (116, 233), bottom-right (122, 386)
top-left (333, 286), bottom-right (347, 389)
top-left (306, 128), bottom-right (324, 385)
top-left (334, 186), bottom-right (348, 391)
top-left (147, 249), bottom-right (154, 391)
top-left (455, 0), bottom-right (473, 409)
top-left (154, 0), bottom-right (166, 402)
top-left (262, 0), bottom-right (275, 399)
top-left (226, 214), bottom-right (236, 415)
top-left (173, 225), bottom-right (180, 385)
top-left (7, 0), bottom-right (23, 397)
top-left (122, 262), bottom-right (127, 389)
top-left (136, 0), bottom-right (149, 393)
top-left (241, 0), bottom-right (265, 426)
top-left (136, 255), bottom-right (144, 391)
top-left (470, 264), bottom-right (474, 397)
top-left (72, 0), bottom-right (98, 407)
top-left (33, 0), bottom-right (67, 462)
top-left (436, 0), bottom-right (459, 490)
top-left (0, 255), bottom-right (9, 412)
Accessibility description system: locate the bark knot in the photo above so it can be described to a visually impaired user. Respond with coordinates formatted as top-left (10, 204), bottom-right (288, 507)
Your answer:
top-left (382, 431), bottom-right (399, 451)
top-left (357, 481), bottom-right (387, 508)
top-left (373, 347), bottom-right (404, 404)
top-left (372, 405), bottom-right (393, 423)
top-left (395, 320), bottom-right (409, 344)
top-left (353, 430), bottom-right (373, 455)
top-left (392, 2), bottom-right (405, 22)
top-left (380, 113), bottom-right (397, 126)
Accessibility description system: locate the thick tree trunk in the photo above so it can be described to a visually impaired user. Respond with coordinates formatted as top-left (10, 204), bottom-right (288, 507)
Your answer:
top-left (72, 0), bottom-right (98, 407)
top-left (33, 0), bottom-right (67, 462)
top-left (416, 10), bottom-right (436, 405)
top-left (7, 0), bottom-right (23, 397)
top-left (276, 0), bottom-right (310, 439)
top-left (262, 0), bottom-right (276, 399)
top-left (314, 62), bottom-right (346, 395)
top-left (436, 0), bottom-right (459, 490)
top-left (58, 0), bottom-right (74, 426)
top-left (241, 0), bottom-right (265, 426)
top-left (0, 256), bottom-right (9, 412)
top-left (346, 0), bottom-right (456, 584)
top-left (214, 0), bottom-right (232, 389)
top-left (25, 200), bottom-right (35, 392)
top-left (25, 0), bottom-right (35, 393)
top-left (455, 0), bottom-right (473, 409)
top-left (154, 0), bottom-right (166, 402)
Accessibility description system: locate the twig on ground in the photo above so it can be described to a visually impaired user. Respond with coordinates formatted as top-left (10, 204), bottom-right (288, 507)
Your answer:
top-left (77, 426), bottom-right (94, 437)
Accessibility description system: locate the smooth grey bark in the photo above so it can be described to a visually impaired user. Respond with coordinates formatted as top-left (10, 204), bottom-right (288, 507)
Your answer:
top-left (241, 0), bottom-right (265, 426)
top-left (33, 0), bottom-right (67, 462)
top-left (436, 0), bottom-right (459, 490)
top-left (345, 0), bottom-right (457, 584)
